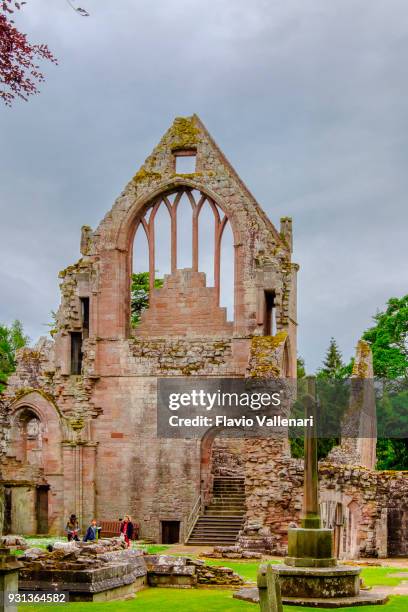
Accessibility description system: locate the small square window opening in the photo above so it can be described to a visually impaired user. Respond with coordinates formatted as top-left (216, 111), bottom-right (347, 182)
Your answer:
top-left (175, 152), bottom-right (196, 174)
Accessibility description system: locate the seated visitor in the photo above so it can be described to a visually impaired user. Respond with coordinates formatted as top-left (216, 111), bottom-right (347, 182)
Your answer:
top-left (65, 514), bottom-right (79, 541)
top-left (83, 519), bottom-right (101, 542)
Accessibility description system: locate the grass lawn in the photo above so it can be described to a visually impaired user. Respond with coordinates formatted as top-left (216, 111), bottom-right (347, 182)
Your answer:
top-left (359, 567), bottom-right (408, 588)
top-left (205, 560), bottom-right (408, 588)
top-left (18, 593), bottom-right (408, 612)
top-left (205, 558), bottom-right (278, 582)
top-left (16, 547), bottom-right (408, 611)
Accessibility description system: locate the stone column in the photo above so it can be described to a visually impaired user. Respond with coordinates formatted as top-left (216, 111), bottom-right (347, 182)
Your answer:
top-left (285, 377), bottom-right (336, 567)
top-left (81, 443), bottom-right (97, 526)
top-left (302, 377), bottom-right (320, 529)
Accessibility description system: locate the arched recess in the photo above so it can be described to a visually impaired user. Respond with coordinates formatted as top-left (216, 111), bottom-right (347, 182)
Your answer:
top-left (9, 406), bottom-right (45, 467)
top-left (347, 500), bottom-right (362, 559)
top-left (4, 392), bottom-right (64, 535)
top-left (129, 184), bottom-right (237, 331)
top-left (281, 337), bottom-right (294, 377)
top-left (8, 392), bottom-right (63, 471)
top-left (320, 490), bottom-right (353, 559)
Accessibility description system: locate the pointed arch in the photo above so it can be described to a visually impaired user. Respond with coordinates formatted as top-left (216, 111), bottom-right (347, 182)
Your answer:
top-left (128, 184), bottom-right (239, 331)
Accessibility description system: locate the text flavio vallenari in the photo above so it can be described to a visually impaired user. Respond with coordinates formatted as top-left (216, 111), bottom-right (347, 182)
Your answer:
top-left (168, 414), bottom-right (314, 428)
top-left (167, 390), bottom-right (313, 429)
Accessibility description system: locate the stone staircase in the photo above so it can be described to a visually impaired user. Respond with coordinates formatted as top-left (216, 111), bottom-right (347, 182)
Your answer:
top-left (186, 476), bottom-right (245, 545)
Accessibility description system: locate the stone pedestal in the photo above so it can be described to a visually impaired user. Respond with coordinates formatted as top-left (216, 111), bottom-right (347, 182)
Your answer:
top-left (272, 565), bottom-right (360, 599)
top-left (0, 548), bottom-right (23, 612)
top-left (285, 528), bottom-right (336, 567)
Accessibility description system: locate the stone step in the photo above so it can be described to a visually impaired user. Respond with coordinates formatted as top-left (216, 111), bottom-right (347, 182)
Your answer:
top-left (212, 491), bottom-right (245, 496)
top-left (208, 497), bottom-right (246, 502)
top-left (206, 506), bottom-right (245, 511)
top-left (191, 531), bottom-right (239, 540)
top-left (185, 476), bottom-right (246, 545)
top-left (213, 477), bottom-right (245, 480)
top-left (192, 525), bottom-right (243, 531)
top-left (200, 519), bottom-right (243, 529)
top-left (209, 497), bottom-right (246, 502)
top-left (188, 538), bottom-right (239, 543)
top-left (186, 540), bottom-right (238, 545)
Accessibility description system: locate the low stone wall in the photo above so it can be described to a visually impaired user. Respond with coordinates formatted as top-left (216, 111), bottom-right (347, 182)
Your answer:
top-left (241, 442), bottom-right (408, 558)
top-left (19, 539), bottom-right (147, 602)
top-left (144, 554), bottom-right (244, 587)
top-left (17, 541), bottom-right (244, 600)
top-left (203, 545), bottom-right (262, 560)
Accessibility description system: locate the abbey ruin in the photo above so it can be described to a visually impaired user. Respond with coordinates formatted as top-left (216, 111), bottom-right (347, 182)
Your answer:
top-left (1, 116), bottom-right (407, 558)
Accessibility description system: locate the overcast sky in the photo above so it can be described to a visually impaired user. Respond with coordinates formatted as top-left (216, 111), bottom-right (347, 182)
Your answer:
top-left (1, 0), bottom-right (407, 372)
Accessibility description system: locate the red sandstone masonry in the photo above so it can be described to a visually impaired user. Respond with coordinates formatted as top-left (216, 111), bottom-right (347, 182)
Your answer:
top-left (6, 117), bottom-right (404, 557)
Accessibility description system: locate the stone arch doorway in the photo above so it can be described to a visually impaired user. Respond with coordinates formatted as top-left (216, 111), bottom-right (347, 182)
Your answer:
top-left (200, 426), bottom-right (245, 505)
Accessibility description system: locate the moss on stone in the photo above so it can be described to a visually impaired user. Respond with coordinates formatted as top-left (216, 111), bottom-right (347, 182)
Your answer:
top-left (132, 166), bottom-right (162, 184)
top-left (172, 172), bottom-right (203, 179)
top-left (70, 417), bottom-right (85, 431)
top-left (11, 387), bottom-right (57, 408)
top-left (352, 340), bottom-right (371, 377)
top-left (168, 116), bottom-right (200, 150)
top-left (249, 331), bottom-right (288, 378)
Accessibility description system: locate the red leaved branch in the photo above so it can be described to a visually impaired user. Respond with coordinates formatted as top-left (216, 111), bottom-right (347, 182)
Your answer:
top-left (0, 0), bottom-right (57, 106)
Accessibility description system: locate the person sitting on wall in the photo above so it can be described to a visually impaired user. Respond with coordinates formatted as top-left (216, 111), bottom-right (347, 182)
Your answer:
top-left (65, 514), bottom-right (80, 541)
top-left (120, 515), bottom-right (134, 548)
top-left (83, 519), bottom-right (101, 542)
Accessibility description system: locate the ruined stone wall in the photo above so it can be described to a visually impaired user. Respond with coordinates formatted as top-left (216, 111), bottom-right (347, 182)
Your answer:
top-left (0, 115), bottom-right (298, 542)
top-left (240, 439), bottom-right (408, 558)
top-left (136, 270), bottom-right (233, 338)
top-left (211, 437), bottom-right (245, 477)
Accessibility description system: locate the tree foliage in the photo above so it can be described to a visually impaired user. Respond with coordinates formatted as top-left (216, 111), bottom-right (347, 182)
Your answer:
top-left (0, 319), bottom-right (29, 390)
top-left (0, 0), bottom-right (57, 106)
top-left (317, 337), bottom-right (345, 379)
top-left (362, 295), bottom-right (408, 379)
top-left (362, 295), bottom-right (408, 470)
top-left (131, 272), bottom-right (163, 327)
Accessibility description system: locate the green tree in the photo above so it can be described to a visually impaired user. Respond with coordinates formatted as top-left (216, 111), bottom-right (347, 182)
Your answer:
top-left (362, 295), bottom-right (408, 469)
top-left (362, 295), bottom-right (408, 379)
top-left (318, 337), bottom-right (345, 379)
top-left (297, 356), bottom-right (306, 379)
top-left (131, 272), bottom-right (163, 327)
top-left (314, 338), bottom-right (346, 458)
top-left (0, 320), bottom-right (29, 391)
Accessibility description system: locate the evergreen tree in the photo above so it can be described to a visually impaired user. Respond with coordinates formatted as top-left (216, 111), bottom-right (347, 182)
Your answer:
top-left (318, 337), bottom-right (345, 378)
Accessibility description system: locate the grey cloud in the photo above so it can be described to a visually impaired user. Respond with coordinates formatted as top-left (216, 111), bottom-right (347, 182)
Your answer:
top-left (1, 0), bottom-right (407, 371)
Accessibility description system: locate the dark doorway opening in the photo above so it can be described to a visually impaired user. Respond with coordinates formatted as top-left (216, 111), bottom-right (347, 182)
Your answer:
top-left (387, 508), bottom-right (408, 556)
top-left (264, 290), bottom-right (275, 335)
top-left (70, 332), bottom-right (83, 374)
top-left (81, 297), bottom-right (90, 338)
top-left (4, 487), bottom-right (12, 534)
top-left (161, 520), bottom-right (180, 544)
top-left (36, 486), bottom-right (49, 534)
